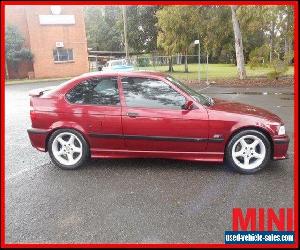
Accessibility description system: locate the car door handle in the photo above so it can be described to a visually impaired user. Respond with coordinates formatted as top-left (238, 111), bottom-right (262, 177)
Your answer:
top-left (127, 112), bottom-right (139, 118)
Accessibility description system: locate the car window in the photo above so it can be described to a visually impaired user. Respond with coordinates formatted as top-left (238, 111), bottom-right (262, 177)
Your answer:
top-left (111, 61), bottom-right (122, 66)
top-left (66, 77), bottom-right (120, 106)
top-left (166, 75), bottom-right (213, 106)
top-left (121, 77), bottom-right (186, 109)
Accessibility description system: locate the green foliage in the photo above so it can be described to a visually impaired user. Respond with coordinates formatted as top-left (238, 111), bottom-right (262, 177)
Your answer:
top-left (284, 50), bottom-right (294, 64)
top-left (238, 6), bottom-right (294, 64)
top-left (267, 59), bottom-right (289, 80)
top-left (5, 25), bottom-right (33, 64)
top-left (156, 6), bottom-right (198, 72)
top-left (126, 6), bottom-right (159, 53)
top-left (194, 6), bottom-right (234, 60)
top-left (83, 5), bottom-right (294, 78)
top-left (84, 6), bottom-right (159, 53)
top-left (248, 45), bottom-right (270, 69)
top-left (156, 6), bottom-right (197, 54)
top-left (137, 56), bottom-right (150, 67)
top-left (84, 6), bottom-right (123, 51)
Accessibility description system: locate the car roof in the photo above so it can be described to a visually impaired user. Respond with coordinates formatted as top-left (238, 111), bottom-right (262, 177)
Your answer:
top-left (79, 70), bottom-right (168, 79)
top-left (108, 59), bottom-right (125, 62)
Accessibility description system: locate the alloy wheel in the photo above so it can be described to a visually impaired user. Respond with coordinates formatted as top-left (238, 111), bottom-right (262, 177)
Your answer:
top-left (231, 134), bottom-right (266, 170)
top-left (51, 132), bottom-right (83, 166)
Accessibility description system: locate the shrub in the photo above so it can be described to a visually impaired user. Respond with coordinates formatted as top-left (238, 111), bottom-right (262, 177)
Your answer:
top-left (248, 45), bottom-right (269, 69)
top-left (137, 57), bottom-right (150, 67)
top-left (267, 59), bottom-right (289, 80)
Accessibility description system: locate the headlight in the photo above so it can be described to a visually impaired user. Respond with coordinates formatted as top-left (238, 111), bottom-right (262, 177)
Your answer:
top-left (278, 125), bottom-right (285, 135)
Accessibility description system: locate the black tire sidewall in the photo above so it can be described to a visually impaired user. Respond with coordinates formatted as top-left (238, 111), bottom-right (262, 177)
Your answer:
top-left (226, 130), bottom-right (271, 174)
top-left (48, 128), bottom-right (89, 170)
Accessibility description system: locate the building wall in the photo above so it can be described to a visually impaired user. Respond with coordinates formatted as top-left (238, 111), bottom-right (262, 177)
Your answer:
top-left (5, 5), bottom-right (89, 79)
top-left (5, 6), bottom-right (33, 79)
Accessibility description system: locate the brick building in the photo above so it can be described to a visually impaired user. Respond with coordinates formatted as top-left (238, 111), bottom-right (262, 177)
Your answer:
top-left (5, 5), bottom-right (89, 79)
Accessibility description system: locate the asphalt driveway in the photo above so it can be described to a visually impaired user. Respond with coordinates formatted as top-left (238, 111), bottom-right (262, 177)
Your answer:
top-left (5, 80), bottom-right (294, 243)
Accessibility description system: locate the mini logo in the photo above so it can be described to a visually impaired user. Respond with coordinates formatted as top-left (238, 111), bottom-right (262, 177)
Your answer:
top-left (224, 208), bottom-right (295, 244)
top-left (232, 208), bottom-right (293, 231)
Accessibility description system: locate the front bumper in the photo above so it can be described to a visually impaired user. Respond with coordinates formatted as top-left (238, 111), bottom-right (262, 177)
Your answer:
top-left (27, 128), bottom-right (50, 152)
top-left (272, 135), bottom-right (290, 160)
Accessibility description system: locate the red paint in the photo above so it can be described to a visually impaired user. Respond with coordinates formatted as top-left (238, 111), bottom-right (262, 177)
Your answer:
top-left (233, 208), bottom-right (294, 231)
top-left (259, 208), bottom-right (265, 231)
top-left (267, 208), bottom-right (285, 231)
top-left (28, 71), bottom-right (289, 162)
top-left (232, 208), bottom-right (256, 231)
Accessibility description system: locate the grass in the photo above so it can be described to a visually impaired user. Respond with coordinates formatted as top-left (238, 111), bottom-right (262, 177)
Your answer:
top-left (134, 63), bottom-right (294, 81)
top-left (6, 64), bottom-right (294, 84)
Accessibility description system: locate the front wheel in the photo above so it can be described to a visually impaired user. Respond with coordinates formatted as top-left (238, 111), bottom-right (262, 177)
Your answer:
top-left (226, 130), bottom-right (271, 174)
top-left (48, 129), bottom-right (89, 170)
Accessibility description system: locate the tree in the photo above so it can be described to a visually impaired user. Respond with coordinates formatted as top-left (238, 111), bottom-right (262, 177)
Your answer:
top-left (84, 6), bottom-right (123, 51)
top-left (193, 6), bottom-right (235, 64)
top-left (85, 6), bottom-right (159, 53)
top-left (5, 25), bottom-right (33, 79)
top-left (126, 6), bottom-right (159, 53)
top-left (237, 6), bottom-right (294, 65)
top-left (230, 6), bottom-right (247, 79)
top-left (280, 6), bottom-right (294, 63)
top-left (236, 6), bottom-right (266, 63)
top-left (156, 6), bottom-right (197, 73)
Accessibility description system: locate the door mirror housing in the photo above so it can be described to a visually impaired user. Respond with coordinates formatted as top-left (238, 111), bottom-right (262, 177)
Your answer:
top-left (184, 100), bottom-right (194, 110)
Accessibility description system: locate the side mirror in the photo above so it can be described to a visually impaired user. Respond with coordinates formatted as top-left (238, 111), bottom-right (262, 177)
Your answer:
top-left (184, 100), bottom-right (194, 110)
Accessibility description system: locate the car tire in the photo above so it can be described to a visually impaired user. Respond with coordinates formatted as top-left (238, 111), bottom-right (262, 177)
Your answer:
top-left (225, 129), bottom-right (271, 174)
top-left (48, 129), bottom-right (89, 170)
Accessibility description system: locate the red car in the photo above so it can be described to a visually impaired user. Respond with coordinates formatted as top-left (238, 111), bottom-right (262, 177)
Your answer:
top-left (28, 71), bottom-right (289, 174)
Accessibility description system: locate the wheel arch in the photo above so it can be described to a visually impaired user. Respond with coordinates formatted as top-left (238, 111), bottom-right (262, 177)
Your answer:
top-left (45, 126), bottom-right (90, 153)
top-left (225, 126), bottom-right (274, 159)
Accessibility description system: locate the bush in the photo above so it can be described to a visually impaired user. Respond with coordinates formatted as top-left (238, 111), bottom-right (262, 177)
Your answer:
top-left (248, 45), bottom-right (269, 69)
top-left (267, 59), bottom-right (289, 80)
top-left (137, 57), bottom-right (150, 67)
top-left (248, 56), bottom-right (265, 69)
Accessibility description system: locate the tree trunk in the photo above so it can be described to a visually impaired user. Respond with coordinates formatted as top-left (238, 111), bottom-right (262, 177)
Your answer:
top-left (230, 6), bottom-right (246, 80)
top-left (284, 10), bottom-right (292, 64)
top-left (269, 20), bottom-right (275, 63)
top-left (184, 49), bottom-right (188, 73)
top-left (284, 38), bottom-right (289, 60)
top-left (168, 55), bottom-right (173, 72)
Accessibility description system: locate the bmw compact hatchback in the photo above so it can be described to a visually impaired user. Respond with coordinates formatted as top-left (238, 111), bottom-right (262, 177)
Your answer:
top-left (28, 71), bottom-right (289, 174)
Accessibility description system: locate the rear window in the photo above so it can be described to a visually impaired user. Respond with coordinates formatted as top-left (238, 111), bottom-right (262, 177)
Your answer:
top-left (66, 77), bottom-right (120, 106)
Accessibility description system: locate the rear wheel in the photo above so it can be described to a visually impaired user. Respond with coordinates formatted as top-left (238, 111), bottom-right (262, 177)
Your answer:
top-left (226, 130), bottom-right (271, 174)
top-left (48, 129), bottom-right (89, 170)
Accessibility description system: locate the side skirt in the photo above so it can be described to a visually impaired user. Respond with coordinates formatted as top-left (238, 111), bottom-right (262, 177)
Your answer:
top-left (90, 148), bottom-right (224, 162)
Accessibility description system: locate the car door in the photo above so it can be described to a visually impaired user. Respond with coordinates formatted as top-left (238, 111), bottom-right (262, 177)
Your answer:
top-left (120, 76), bottom-right (209, 152)
top-left (66, 77), bottom-right (124, 150)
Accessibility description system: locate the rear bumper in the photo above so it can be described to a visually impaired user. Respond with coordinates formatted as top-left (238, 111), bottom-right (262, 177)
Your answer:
top-left (27, 128), bottom-right (50, 152)
top-left (272, 135), bottom-right (290, 160)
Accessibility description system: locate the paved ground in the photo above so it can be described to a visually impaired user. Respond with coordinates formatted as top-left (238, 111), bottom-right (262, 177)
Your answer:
top-left (5, 80), bottom-right (294, 243)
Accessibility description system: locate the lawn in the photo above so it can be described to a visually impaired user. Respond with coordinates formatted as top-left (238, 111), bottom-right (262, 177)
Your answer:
top-left (134, 63), bottom-right (294, 81)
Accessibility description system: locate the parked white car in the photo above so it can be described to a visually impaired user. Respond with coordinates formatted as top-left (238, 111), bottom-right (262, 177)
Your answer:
top-left (102, 59), bottom-right (134, 72)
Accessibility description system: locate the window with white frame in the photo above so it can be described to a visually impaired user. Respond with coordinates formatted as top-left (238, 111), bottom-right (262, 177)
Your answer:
top-left (53, 48), bottom-right (74, 62)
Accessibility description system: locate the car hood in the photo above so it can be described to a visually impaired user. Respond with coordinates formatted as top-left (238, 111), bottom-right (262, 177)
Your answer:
top-left (209, 98), bottom-right (282, 123)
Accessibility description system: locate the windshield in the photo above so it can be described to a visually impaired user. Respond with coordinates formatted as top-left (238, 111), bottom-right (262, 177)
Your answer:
top-left (165, 76), bottom-right (214, 106)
